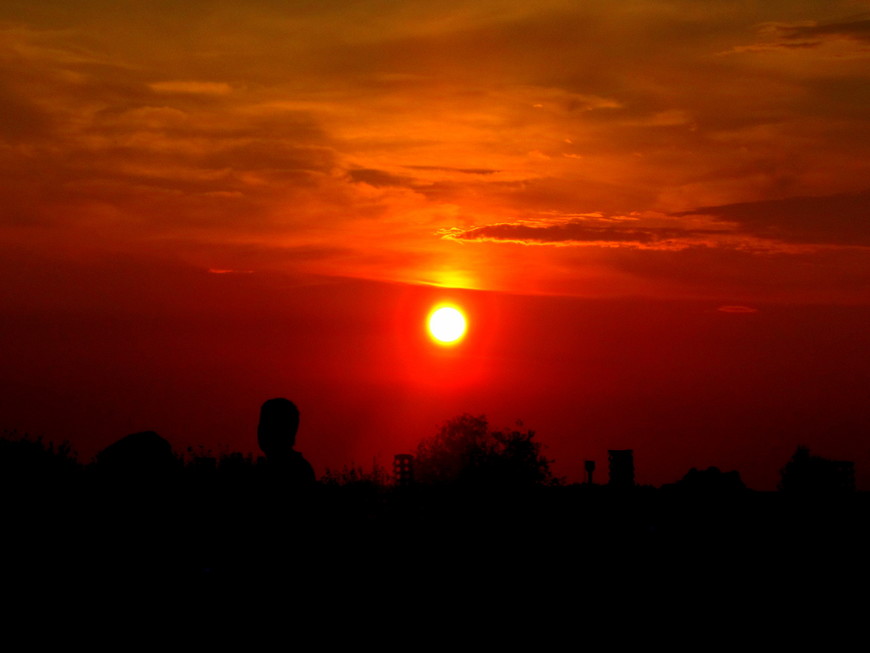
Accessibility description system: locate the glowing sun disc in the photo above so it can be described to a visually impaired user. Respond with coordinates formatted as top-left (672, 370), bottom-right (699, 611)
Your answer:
top-left (428, 306), bottom-right (467, 344)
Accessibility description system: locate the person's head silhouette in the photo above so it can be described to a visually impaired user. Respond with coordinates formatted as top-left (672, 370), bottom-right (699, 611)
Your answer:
top-left (258, 398), bottom-right (300, 460)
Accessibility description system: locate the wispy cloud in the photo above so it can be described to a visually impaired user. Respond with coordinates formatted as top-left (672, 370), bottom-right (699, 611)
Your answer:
top-left (149, 81), bottom-right (233, 95)
top-left (406, 165), bottom-right (499, 175)
top-left (765, 15), bottom-right (870, 46)
top-left (207, 268), bottom-right (253, 275)
top-left (725, 14), bottom-right (870, 53)
top-left (439, 215), bottom-right (725, 250)
top-left (717, 305), bottom-right (759, 314)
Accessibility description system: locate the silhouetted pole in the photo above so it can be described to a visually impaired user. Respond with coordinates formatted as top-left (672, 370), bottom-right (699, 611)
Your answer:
top-left (584, 460), bottom-right (596, 485)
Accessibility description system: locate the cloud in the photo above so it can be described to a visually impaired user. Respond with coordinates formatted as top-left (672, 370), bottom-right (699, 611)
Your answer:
top-left (768, 15), bottom-right (870, 45)
top-left (348, 168), bottom-right (414, 187)
top-left (439, 215), bottom-right (725, 250)
top-left (727, 14), bottom-right (870, 53)
top-left (439, 190), bottom-right (870, 257)
top-left (406, 165), bottom-right (499, 175)
top-left (149, 81), bottom-right (233, 95)
top-left (717, 305), bottom-right (759, 314)
top-left (0, 78), bottom-right (53, 141)
top-left (673, 191), bottom-right (870, 247)
top-left (2, 2), bottom-right (869, 304)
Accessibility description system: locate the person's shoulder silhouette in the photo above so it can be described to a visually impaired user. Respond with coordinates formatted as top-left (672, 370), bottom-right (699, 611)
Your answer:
top-left (257, 398), bottom-right (315, 485)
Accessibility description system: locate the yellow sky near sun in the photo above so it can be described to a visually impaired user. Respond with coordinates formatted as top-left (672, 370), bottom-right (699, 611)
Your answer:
top-left (1, 0), bottom-right (869, 301)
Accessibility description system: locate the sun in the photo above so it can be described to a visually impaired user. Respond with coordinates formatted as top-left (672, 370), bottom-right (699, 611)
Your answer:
top-left (428, 306), bottom-right (467, 345)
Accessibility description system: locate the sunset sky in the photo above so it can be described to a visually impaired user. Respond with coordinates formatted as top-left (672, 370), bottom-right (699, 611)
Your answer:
top-left (2, 1), bottom-right (869, 488)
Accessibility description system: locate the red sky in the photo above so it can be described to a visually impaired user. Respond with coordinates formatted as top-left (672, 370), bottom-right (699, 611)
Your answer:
top-left (1, 1), bottom-right (869, 488)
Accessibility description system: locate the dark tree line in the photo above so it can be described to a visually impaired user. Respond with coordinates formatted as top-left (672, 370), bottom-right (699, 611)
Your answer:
top-left (0, 420), bottom-right (858, 494)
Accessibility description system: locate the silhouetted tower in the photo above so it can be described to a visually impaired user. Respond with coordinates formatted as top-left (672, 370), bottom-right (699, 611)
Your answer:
top-left (608, 450), bottom-right (634, 488)
top-left (584, 460), bottom-right (596, 485)
top-left (393, 454), bottom-right (415, 486)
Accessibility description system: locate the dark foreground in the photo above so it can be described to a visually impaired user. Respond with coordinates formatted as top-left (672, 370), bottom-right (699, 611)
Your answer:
top-left (5, 469), bottom-right (869, 590)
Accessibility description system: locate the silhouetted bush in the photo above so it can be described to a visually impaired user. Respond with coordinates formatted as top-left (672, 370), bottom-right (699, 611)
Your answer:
top-left (0, 430), bottom-right (80, 483)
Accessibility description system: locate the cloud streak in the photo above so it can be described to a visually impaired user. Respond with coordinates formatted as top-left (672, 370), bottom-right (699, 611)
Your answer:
top-left (441, 189), bottom-right (870, 259)
top-left (766, 15), bottom-right (870, 46)
top-left (717, 305), bottom-right (759, 314)
top-left (439, 216), bottom-right (724, 250)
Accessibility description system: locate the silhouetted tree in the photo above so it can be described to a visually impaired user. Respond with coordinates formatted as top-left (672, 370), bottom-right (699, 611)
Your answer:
top-left (414, 414), bottom-right (554, 487)
top-left (415, 414), bottom-right (487, 485)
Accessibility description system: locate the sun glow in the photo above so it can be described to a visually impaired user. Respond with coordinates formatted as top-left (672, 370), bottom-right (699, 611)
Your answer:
top-left (428, 306), bottom-right (467, 345)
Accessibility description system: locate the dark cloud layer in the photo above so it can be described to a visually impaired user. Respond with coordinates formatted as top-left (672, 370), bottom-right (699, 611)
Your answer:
top-left (675, 191), bottom-right (870, 247)
top-left (406, 165), bottom-right (500, 175)
top-left (440, 218), bottom-right (722, 248)
top-left (348, 168), bottom-right (414, 187)
top-left (771, 15), bottom-right (870, 45)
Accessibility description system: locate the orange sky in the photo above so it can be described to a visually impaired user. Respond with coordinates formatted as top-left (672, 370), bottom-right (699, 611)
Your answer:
top-left (1, 1), bottom-right (869, 488)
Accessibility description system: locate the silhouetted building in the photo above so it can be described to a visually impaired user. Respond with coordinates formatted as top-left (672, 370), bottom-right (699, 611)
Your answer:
top-left (831, 460), bottom-right (856, 491)
top-left (584, 460), bottom-right (596, 485)
top-left (779, 446), bottom-right (855, 494)
top-left (393, 454), bottom-right (415, 486)
top-left (608, 450), bottom-right (634, 488)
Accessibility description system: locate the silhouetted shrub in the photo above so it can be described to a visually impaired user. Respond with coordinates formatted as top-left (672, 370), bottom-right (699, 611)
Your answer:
top-left (0, 430), bottom-right (80, 483)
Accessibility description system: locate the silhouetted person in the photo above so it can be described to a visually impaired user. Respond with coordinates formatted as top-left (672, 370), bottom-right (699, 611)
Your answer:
top-left (257, 398), bottom-right (315, 486)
